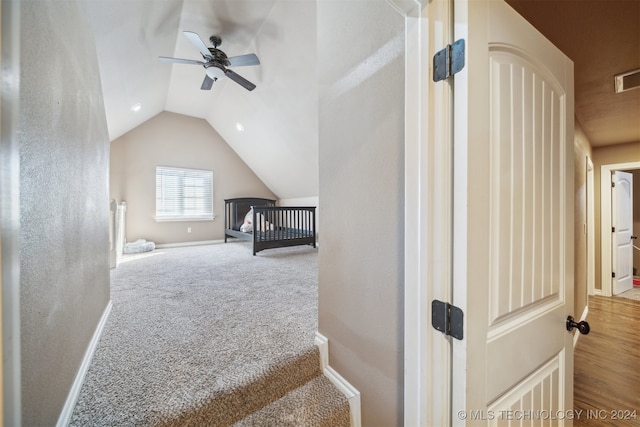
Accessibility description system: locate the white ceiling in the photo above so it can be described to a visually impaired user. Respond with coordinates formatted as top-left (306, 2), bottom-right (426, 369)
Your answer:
top-left (86, 0), bottom-right (639, 199)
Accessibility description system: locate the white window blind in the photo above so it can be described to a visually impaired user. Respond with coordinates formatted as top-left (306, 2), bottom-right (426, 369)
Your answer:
top-left (155, 166), bottom-right (213, 220)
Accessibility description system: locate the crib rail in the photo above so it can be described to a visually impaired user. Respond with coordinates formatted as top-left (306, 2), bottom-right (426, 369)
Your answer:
top-left (252, 206), bottom-right (316, 254)
top-left (252, 206), bottom-right (316, 237)
top-left (223, 198), bottom-right (316, 255)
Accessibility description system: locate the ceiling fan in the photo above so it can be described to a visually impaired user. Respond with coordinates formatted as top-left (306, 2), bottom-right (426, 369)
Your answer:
top-left (159, 31), bottom-right (260, 91)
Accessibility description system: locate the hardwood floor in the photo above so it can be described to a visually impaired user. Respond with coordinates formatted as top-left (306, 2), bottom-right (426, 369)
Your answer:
top-left (574, 295), bottom-right (640, 426)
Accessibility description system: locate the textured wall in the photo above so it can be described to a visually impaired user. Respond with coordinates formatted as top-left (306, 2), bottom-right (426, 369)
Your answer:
top-left (109, 111), bottom-right (276, 245)
top-left (573, 125), bottom-right (592, 319)
top-left (19, 1), bottom-right (111, 424)
top-left (318, 1), bottom-right (405, 425)
top-left (573, 146), bottom-right (587, 315)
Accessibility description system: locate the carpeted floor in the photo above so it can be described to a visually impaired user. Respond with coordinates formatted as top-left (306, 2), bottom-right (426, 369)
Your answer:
top-left (69, 242), bottom-right (348, 426)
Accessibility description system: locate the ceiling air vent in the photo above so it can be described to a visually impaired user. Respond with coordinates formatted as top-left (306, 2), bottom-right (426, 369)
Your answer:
top-left (614, 69), bottom-right (640, 93)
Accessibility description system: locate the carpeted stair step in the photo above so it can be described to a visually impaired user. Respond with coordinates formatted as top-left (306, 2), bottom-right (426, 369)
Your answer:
top-left (159, 345), bottom-right (325, 427)
top-left (233, 374), bottom-right (351, 427)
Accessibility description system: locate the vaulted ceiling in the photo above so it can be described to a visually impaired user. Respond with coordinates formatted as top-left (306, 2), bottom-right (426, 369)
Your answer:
top-left (86, 0), bottom-right (639, 198)
top-left (85, 0), bottom-right (318, 200)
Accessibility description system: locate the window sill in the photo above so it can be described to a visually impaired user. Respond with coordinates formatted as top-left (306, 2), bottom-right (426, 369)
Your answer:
top-left (155, 216), bottom-right (215, 222)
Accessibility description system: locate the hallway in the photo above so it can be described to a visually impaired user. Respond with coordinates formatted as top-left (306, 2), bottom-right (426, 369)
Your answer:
top-left (573, 295), bottom-right (640, 426)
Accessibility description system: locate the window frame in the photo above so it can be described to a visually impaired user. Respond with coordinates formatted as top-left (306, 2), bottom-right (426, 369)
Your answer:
top-left (155, 166), bottom-right (214, 222)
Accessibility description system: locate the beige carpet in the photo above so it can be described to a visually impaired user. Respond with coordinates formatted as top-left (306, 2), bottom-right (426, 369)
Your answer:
top-left (69, 242), bottom-right (349, 426)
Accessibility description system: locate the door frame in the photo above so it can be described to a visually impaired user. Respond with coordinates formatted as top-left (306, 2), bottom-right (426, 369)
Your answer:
top-left (395, 0), bottom-right (453, 425)
top-left (599, 161), bottom-right (640, 297)
top-left (587, 157), bottom-right (595, 297)
top-left (401, 0), bottom-right (583, 424)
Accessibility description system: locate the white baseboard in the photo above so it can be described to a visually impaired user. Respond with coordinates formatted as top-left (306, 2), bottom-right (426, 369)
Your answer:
top-left (315, 332), bottom-right (361, 427)
top-left (57, 300), bottom-right (113, 427)
top-left (314, 333), bottom-right (329, 370)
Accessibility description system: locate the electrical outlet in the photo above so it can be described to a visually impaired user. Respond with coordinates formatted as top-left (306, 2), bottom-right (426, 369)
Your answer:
top-left (187, 227), bottom-right (192, 233)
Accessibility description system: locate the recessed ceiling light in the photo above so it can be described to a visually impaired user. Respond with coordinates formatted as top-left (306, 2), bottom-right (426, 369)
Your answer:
top-left (236, 122), bottom-right (244, 132)
top-left (130, 102), bottom-right (142, 112)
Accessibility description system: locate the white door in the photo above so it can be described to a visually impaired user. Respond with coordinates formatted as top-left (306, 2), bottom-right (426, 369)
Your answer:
top-left (451, 1), bottom-right (575, 424)
top-left (612, 170), bottom-right (634, 295)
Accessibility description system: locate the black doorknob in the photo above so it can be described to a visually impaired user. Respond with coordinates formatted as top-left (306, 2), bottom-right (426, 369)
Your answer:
top-left (566, 316), bottom-right (590, 335)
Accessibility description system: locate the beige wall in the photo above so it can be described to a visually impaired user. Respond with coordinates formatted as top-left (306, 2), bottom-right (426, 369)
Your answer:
top-left (574, 124), bottom-right (592, 318)
top-left (110, 111), bottom-right (276, 245)
top-left (593, 141), bottom-right (640, 290)
top-left (318, 1), bottom-right (405, 425)
top-left (19, 1), bottom-right (111, 424)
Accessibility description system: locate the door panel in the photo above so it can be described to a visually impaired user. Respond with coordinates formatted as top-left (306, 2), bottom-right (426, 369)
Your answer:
top-left (613, 170), bottom-right (633, 295)
top-left (488, 352), bottom-right (563, 425)
top-left (488, 50), bottom-right (564, 326)
top-left (486, 47), bottom-right (567, 403)
top-left (453, 0), bottom-right (574, 422)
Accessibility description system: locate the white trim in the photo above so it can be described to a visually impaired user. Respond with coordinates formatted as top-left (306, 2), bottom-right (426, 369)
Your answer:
top-left (315, 332), bottom-right (361, 427)
top-left (402, 6), bottom-right (426, 424)
top-left (600, 161), bottom-right (640, 297)
top-left (324, 367), bottom-right (361, 427)
top-left (314, 332), bottom-right (329, 371)
top-left (587, 157), bottom-right (595, 296)
top-left (154, 216), bottom-right (215, 222)
top-left (401, 0), bottom-right (453, 425)
top-left (593, 288), bottom-right (602, 296)
top-left (57, 301), bottom-right (112, 427)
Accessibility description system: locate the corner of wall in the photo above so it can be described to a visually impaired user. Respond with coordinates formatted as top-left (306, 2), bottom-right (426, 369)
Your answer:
top-left (315, 332), bottom-right (361, 427)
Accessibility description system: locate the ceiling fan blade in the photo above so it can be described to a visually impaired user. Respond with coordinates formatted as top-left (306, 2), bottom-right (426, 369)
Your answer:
top-left (225, 70), bottom-right (256, 91)
top-left (227, 53), bottom-right (260, 67)
top-left (158, 56), bottom-right (204, 65)
top-left (200, 75), bottom-right (215, 90)
top-left (183, 31), bottom-right (212, 59)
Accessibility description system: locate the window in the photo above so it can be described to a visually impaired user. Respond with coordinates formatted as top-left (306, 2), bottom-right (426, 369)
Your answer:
top-left (155, 166), bottom-right (213, 221)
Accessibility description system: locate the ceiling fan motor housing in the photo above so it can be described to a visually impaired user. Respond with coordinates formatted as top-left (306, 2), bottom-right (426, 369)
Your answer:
top-left (206, 48), bottom-right (230, 66)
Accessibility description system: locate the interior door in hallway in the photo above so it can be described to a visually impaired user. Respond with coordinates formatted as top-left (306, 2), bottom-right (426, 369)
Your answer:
top-left (613, 170), bottom-right (634, 295)
top-left (451, 0), bottom-right (575, 423)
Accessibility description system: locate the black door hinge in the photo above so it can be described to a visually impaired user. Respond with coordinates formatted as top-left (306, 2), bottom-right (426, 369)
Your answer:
top-left (612, 272), bottom-right (616, 278)
top-left (612, 182), bottom-right (616, 188)
top-left (612, 227), bottom-right (616, 233)
top-left (432, 300), bottom-right (464, 340)
top-left (433, 39), bottom-right (465, 82)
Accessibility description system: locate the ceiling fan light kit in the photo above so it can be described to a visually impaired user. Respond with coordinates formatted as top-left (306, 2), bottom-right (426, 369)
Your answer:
top-left (159, 31), bottom-right (260, 91)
